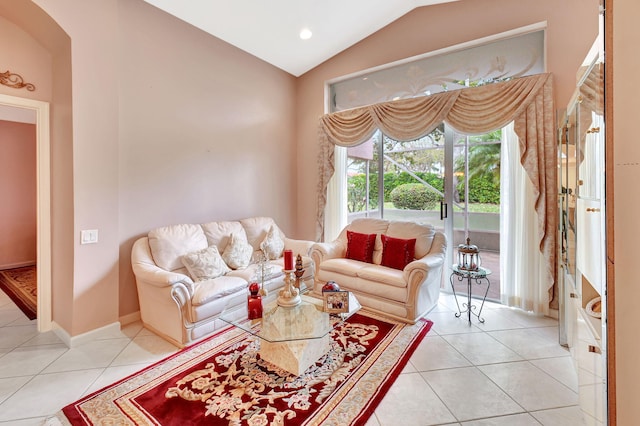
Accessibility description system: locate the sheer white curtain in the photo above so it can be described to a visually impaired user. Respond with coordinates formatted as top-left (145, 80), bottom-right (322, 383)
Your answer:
top-left (500, 122), bottom-right (549, 314)
top-left (324, 145), bottom-right (348, 242)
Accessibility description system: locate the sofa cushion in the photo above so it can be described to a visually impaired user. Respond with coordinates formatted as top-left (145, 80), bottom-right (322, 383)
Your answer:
top-left (386, 221), bottom-right (435, 259)
top-left (240, 217), bottom-right (282, 251)
top-left (201, 221), bottom-right (245, 253)
top-left (260, 224), bottom-right (285, 260)
top-left (357, 264), bottom-right (407, 287)
top-left (346, 230), bottom-right (376, 263)
top-left (181, 245), bottom-right (231, 282)
top-left (148, 224), bottom-right (208, 271)
top-left (191, 276), bottom-right (247, 306)
top-left (222, 232), bottom-right (253, 269)
top-left (317, 258), bottom-right (365, 278)
top-left (381, 235), bottom-right (416, 270)
top-left (339, 218), bottom-right (389, 264)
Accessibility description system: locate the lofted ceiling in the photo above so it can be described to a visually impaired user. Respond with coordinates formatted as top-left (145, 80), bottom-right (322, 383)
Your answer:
top-left (142, 0), bottom-right (458, 77)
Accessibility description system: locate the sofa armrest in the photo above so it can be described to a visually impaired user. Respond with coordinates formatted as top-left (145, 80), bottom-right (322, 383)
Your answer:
top-left (284, 237), bottom-right (315, 256)
top-left (403, 231), bottom-right (447, 289)
top-left (309, 241), bottom-right (346, 265)
top-left (133, 262), bottom-right (194, 290)
top-left (131, 237), bottom-right (195, 295)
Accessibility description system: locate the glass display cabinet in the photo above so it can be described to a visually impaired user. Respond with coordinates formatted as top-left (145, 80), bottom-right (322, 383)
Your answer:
top-left (558, 35), bottom-right (606, 425)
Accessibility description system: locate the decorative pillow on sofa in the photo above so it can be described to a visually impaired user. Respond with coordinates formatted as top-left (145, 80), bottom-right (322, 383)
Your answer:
top-left (346, 230), bottom-right (376, 263)
top-left (381, 234), bottom-right (416, 270)
top-left (260, 225), bottom-right (285, 260)
top-left (222, 232), bottom-right (253, 269)
top-left (181, 245), bottom-right (231, 282)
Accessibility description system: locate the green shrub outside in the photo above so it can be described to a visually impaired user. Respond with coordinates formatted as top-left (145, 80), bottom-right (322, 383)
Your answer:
top-left (455, 174), bottom-right (500, 204)
top-left (390, 183), bottom-right (439, 210)
top-left (347, 171), bottom-right (498, 212)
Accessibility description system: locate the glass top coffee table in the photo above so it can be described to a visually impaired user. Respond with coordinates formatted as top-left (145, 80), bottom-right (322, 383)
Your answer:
top-left (220, 291), bottom-right (360, 376)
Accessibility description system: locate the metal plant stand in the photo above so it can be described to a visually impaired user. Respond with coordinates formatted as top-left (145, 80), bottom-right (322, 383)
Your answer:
top-left (450, 265), bottom-right (491, 324)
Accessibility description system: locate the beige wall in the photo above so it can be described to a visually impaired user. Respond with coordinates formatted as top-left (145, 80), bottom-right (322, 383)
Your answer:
top-left (1, 0), bottom-right (297, 335)
top-left (612, 0), bottom-right (640, 422)
top-left (0, 14), bottom-right (51, 100)
top-left (294, 0), bottom-right (599, 240)
top-left (0, 121), bottom-right (36, 268)
top-left (30, 0), bottom-right (120, 336)
top-left (116, 0), bottom-right (297, 317)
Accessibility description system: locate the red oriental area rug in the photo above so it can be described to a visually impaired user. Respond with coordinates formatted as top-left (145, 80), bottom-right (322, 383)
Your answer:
top-left (55, 311), bottom-right (432, 425)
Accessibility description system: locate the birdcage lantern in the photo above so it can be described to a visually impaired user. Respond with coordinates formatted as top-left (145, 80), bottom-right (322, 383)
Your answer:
top-left (457, 237), bottom-right (481, 271)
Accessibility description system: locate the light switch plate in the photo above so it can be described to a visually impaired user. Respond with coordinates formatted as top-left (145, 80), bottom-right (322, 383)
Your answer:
top-left (81, 229), bottom-right (98, 244)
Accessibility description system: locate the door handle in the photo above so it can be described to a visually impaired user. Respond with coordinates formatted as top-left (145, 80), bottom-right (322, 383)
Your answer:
top-left (440, 202), bottom-right (447, 220)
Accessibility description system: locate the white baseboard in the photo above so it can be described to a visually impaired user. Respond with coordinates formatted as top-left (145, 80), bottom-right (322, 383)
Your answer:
top-left (119, 310), bottom-right (141, 325)
top-left (0, 261), bottom-right (36, 270)
top-left (51, 321), bottom-right (122, 348)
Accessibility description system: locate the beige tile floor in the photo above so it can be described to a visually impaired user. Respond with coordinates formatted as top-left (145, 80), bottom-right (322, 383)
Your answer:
top-left (0, 289), bottom-right (584, 425)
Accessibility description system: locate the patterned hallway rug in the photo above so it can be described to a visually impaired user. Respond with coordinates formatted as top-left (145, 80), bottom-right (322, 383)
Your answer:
top-left (54, 311), bottom-right (432, 425)
top-left (0, 266), bottom-right (36, 320)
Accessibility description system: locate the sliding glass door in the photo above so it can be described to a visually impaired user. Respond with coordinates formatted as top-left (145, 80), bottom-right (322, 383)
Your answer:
top-left (346, 125), bottom-right (501, 300)
top-left (448, 129), bottom-right (501, 300)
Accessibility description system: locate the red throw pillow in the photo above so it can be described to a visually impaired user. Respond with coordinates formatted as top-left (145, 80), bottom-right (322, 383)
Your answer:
top-left (381, 234), bottom-right (416, 270)
top-left (346, 230), bottom-right (376, 263)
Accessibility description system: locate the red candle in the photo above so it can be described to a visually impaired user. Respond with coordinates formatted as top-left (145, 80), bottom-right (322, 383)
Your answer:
top-left (284, 249), bottom-right (293, 270)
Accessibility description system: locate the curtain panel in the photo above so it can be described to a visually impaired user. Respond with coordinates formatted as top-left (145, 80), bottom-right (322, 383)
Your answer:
top-left (317, 72), bottom-right (557, 302)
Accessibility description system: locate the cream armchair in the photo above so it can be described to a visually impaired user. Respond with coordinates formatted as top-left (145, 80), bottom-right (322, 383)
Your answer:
top-left (310, 218), bottom-right (446, 323)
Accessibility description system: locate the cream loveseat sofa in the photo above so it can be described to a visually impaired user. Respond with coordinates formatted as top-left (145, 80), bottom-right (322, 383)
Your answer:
top-left (310, 218), bottom-right (446, 323)
top-left (131, 216), bottom-right (314, 347)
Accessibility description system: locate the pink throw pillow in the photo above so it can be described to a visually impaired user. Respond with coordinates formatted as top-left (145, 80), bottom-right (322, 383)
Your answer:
top-left (381, 234), bottom-right (416, 270)
top-left (346, 230), bottom-right (376, 263)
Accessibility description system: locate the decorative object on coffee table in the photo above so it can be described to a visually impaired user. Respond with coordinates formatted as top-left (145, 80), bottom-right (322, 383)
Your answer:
top-left (283, 249), bottom-right (293, 270)
top-left (324, 290), bottom-right (349, 314)
top-left (254, 252), bottom-right (269, 297)
top-left (277, 267), bottom-right (301, 307)
top-left (247, 282), bottom-right (263, 320)
top-left (322, 280), bottom-right (340, 292)
top-left (294, 253), bottom-right (305, 290)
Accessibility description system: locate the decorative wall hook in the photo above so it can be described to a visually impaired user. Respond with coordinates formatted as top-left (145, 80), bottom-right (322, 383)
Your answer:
top-left (1, 70), bottom-right (36, 91)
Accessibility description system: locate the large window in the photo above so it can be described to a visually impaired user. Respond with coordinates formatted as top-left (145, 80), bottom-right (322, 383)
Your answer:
top-left (329, 28), bottom-right (545, 113)
top-left (347, 127), bottom-right (500, 224)
top-left (324, 26), bottom-right (549, 303)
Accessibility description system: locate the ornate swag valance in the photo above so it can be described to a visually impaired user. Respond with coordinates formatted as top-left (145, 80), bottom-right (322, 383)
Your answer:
top-left (316, 72), bottom-right (557, 291)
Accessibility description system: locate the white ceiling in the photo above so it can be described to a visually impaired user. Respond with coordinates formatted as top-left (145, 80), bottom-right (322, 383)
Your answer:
top-left (143, 0), bottom-right (458, 77)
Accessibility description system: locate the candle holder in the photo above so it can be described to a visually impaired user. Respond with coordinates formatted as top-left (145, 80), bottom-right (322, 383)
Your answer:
top-left (277, 269), bottom-right (301, 307)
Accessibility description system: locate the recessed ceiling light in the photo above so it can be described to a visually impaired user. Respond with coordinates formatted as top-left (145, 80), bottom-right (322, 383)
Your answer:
top-left (299, 28), bottom-right (313, 40)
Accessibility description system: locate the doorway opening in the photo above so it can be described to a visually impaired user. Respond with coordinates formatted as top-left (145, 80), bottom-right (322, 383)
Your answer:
top-left (0, 94), bottom-right (51, 332)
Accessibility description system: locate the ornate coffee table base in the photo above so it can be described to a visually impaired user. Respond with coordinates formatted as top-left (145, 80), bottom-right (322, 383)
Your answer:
top-left (258, 298), bottom-right (333, 375)
top-left (260, 335), bottom-right (331, 376)
top-left (220, 292), bottom-right (361, 377)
